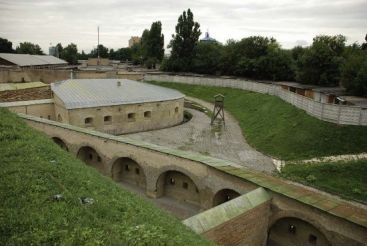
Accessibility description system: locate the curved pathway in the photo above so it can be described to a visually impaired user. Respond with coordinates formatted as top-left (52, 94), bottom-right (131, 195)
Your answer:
top-left (123, 96), bottom-right (275, 173)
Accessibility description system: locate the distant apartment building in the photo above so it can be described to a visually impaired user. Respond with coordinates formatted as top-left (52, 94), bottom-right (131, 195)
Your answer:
top-left (128, 36), bottom-right (141, 47)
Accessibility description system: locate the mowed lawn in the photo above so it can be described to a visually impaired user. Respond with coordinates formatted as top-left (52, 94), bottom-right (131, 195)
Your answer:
top-left (281, 160), bottom-right (367, 202)
top-left (148, 81), bottom-right (367, 161)
top-left (0, 108), bottom-right (211, 245)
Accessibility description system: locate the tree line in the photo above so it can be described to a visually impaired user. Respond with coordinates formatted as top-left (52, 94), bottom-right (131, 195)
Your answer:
top-left (0, 21), bottom-right (165, 68)
top-left (0, 8), bottom-right (366, 96)
top-left (162, 9), bottom-right (367, 96)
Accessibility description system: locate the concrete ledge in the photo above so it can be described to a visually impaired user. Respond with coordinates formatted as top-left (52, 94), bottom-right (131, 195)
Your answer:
top-left (183, 187), bottom-right (271, 234)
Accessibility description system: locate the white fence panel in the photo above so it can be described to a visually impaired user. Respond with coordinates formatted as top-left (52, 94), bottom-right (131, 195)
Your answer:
top-left (144, 74), bottom-right (367, 126)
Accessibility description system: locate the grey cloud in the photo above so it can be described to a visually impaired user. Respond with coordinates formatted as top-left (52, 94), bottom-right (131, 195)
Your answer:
top-left (0, 0), bottom-right (365, 52)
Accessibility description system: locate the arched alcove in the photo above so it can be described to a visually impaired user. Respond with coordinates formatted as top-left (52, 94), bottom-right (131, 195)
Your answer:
top-left (111, 157), bottom-right (146, 189)
top-left (52, 137), bottom-right (68, 152)
top-left (156, 170), bottom-right (200, 206)
top-left (212, 188), bottom-right (240, 207)
top-left (77, 146), bottom-right (103, 171)
top-left (268, 217), bottom-right (330, 246)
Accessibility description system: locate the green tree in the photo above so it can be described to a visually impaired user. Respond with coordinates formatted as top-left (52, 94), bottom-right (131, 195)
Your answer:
top-left (163, 9), bottom-right (201, 72)
top-left (90, 44), bottom-right (109, 58)
top-left (139, 22), bottom-right (165, 68)
top-left (296, 35), bottom-right (346, 86)
top-left (0, 37), bottom-right (14, 53)
top-left (16, 42), bottom-right (44, 55)
top-left (192, 42), bottom-right (223, 74)
top-left (362, 34), bottom-right (367, 50)
top-left (341, 47), bottom-right (367, 96)
top-left (60, 43), bottom-right (78, 65)
top-left (77, 50), bottom-right (89, 60)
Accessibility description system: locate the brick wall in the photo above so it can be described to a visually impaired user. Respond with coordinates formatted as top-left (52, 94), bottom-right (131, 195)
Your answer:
top-left (0, 86), bottom-right (52, 102)
top-left (203, 201), bottom-right (271, 246)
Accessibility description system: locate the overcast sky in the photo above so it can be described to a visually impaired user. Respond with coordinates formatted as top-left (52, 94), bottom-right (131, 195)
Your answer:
top-left (0, 0), bottom-right (366, 53)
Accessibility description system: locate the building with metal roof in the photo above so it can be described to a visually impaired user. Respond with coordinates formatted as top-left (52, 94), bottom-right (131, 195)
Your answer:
top-left (51, 79), bottom-right (185, 134)
top-left (0, 53), bottom-right (67, 68)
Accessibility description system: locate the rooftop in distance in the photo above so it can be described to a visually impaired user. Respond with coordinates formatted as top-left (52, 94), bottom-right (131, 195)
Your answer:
top-left (51, 79), bottom-right (185, 109)
top-left (0, 53), bottom-right (67, 67)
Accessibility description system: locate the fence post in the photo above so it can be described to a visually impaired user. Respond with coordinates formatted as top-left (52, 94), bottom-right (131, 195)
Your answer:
top-left (320, 103), bottom-right (325, 120)
top-left (337, 106), bottom-right (342, 124)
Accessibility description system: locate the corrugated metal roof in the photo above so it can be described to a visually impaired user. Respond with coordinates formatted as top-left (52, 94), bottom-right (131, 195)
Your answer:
top-left (0, 53), bottom-right (67, 66)
top-left (51, 79), bottom-right (185, 109)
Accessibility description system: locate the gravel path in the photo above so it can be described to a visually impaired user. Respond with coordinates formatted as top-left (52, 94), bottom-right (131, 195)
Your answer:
top-left (123, 96), bottom-right (275, 173)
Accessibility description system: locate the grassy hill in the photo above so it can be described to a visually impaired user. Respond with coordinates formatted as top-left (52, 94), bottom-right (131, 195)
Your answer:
top-left (147, 81), bottom-right (367, 161)
top-left (0, 108), bottom-right (211, 245)
top-left (281, 160), bottom-right (367, 202)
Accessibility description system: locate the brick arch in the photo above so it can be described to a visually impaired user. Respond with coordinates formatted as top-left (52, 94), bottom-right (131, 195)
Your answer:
top-left (76, 145), bottom-right (105, 172)
top-left (155, 167), bottom-right (202, 207)
top-left (212, 188), bottom-right (241, 207)
top-left (268, 211), bottom-right (332, 246)
top-left (111, 156), bottom-right (146, 190)
top-left (51, 136), bottom-right (69, 152)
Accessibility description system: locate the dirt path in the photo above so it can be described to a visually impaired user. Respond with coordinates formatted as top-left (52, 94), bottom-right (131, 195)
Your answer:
top-left (123, 96), bottom-right (275, 173)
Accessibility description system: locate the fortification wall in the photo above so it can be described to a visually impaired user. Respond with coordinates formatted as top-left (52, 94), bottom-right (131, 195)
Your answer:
top-left (19, 114), bottom-right (367, 245)
top-left (145, 74), bottom-right (367, 126)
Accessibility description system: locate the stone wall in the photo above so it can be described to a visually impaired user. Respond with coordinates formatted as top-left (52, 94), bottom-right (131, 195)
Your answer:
top-left (145, 74), bottom-right (367, 126)
top-left (0, 86), bottom-right (52, 102)
top-left (1, 100), bottom-right (55, 120)
top-left (55, 97), bottom-right (184, 135)
top-left (0, 69), bottom-right (144, 84)
top-left (0, 69), bottom-right (70, 83)
top-left (19, 114), bottom-right (367, 245)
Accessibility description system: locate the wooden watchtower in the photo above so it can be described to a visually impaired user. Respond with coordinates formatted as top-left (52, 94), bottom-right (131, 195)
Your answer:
top-left (211, 94), bottom-right (225, 125)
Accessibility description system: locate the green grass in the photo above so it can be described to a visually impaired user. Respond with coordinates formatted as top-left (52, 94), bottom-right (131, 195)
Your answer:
top-left (280, 160), bottom-right (367, 202)
top-left (0, 108), bottom-right (211, 245)
top-left (148, 81), bottom-right (367, 160)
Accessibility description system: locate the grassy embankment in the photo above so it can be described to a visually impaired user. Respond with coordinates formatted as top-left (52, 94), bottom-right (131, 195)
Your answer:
top-left (0, 108), bottom-right (211, 245)
top-left (149, 81), bottom-right (367, 160)
top-left (281, 160), bottom-right (367, 202)
top-left (148, 81), bottom-right (367, 202)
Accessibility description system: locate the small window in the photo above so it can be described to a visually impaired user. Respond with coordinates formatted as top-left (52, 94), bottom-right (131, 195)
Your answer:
top-left (57, 114), bottom-right (63, 122)
top-left (135, 168), bottom-right (140, 175)
top-left (125, 165), bottom-right (130, 171)
top-left (175, 107), bottom-right (179, 113)
top-left (182, 182), bottom-right (188, 189)
top-left (104, 115), bottom-right (112, 124)
top-left (288, 224), bottom-right (296, 234)
top-left (47, 115), bottom-right (51, 120)
top-left (40, 116), bottom-right (43, 119)
top-left (309, 234), bottom-right (317, 244)
top-left (169, 178), bottom-right (175, 185)
top-left (144, 111), bottom-right (151, 118)
top-left (85, 117), bottom-right (93, 125)
top-left (127, 113), bottom-right (135, 121)
top-left (195, 187), bottom-right (199, 193)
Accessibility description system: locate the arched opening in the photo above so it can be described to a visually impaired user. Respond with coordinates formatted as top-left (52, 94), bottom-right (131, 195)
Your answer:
top-left (77, 146), bottom-right (103, 172)
top-left (52, 137), bottom-right (68, 151)
top-left (57, 114), bottom-right (63, 122)
top-left (212, 189), bottom-right (240, 206)
top-left (268, 217), bottom-right (330, 246)
top-left (111, 157), bottom-right (146, 189)
top-left (156, 170), bottom-right (200, 206)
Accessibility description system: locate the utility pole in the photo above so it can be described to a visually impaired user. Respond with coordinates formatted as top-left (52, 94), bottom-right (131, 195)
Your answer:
top-left (97, 26), bottom-right (100, 66)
